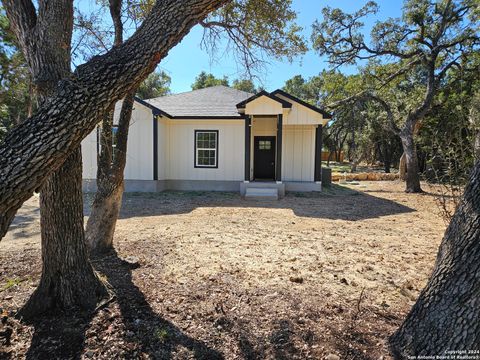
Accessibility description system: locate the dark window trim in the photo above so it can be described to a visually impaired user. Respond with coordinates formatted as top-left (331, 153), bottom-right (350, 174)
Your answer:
top-left (194, 130), bottom-right (219, 169)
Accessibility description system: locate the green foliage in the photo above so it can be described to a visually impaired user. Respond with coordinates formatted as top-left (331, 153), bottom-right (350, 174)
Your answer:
top-left (0, 8), bottom-right (31, 142)
top-left (154, 327), bottom-right (169, 342)
top-left (191, 71), bottom-right (229, 90)
top-left (232, 79), bottom-right (257, 93)
top-left (311, 0), bottom-right (480, 181)
top-left (1, 277), bottom-right (27, 292)
top-left (136, 71), bottom-right (171, 99)
top-left (282, 70), bottom-right (403, 172)
top-left (282, 75), bottom-right (316, 104)
top-left (419, 62), bottom-right (480, 184)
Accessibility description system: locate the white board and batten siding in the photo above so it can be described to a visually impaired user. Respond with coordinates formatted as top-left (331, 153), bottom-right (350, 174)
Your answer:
top-left (160, 119), bottom-right (245, 181)
top-left (82, 100), bottom-right (154, 181)
top-left (274, 92), bottom-right (327, 126)
top-left (282, 126), bottom-right (316, 182)
top-left (245, 96), bottom-right (283, 115)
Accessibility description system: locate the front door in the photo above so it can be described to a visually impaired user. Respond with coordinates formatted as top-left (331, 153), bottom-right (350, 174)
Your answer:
top-left (254, 136), bottom-right (276, 180)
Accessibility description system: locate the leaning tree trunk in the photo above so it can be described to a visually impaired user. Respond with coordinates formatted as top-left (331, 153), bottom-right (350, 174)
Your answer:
top-left (400, 130), bottom-right (422, 193)
top-left (3, 0), bottom-right (109, 318)
top-left (86, 92), bottom-right (135, 253)
top-left (390, 159), bottom-right (480, 356)
top-left (85, 1), bottom-right (133, 254)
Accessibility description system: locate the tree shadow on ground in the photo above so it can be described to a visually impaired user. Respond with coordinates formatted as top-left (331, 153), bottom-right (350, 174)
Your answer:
top-left (8, 204), bottom-right (40, 240)
top-left (23, 309), bottom-right (95, 359)
top-left (93, 250), bottom-right (223, 359)
top-left (19, 251), bottom-right (222, 360)
top-left (85, 184), bottom-right (416, 221)
top-left (269, 319), bottom-right (300, 359)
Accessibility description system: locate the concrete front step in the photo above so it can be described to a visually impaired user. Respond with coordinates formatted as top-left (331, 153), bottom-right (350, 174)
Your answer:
top-left (244, 187), bottom-right (279, 200)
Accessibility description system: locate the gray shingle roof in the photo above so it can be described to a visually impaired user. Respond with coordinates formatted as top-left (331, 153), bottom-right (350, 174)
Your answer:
top-left (145, 85), bottom-right (253, 117)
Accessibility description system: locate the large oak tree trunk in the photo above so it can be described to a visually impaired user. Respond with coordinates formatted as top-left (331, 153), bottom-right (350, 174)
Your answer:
top-left (390, 159), bottom-right (480, 356)
top-left (400, 130), bottom-right (422, 193)
top-left (18, 148), bottom-right (108, 318)
top-left (4, 0), bottom-right (109, 317)
top-left (0, 0), bottom-right (228, 241)
top-left (86, 92), bottom-right (135, 253)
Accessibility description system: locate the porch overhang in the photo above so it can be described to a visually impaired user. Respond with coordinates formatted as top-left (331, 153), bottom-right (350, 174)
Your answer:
top-left (236, 90), bottom-right (292, 116)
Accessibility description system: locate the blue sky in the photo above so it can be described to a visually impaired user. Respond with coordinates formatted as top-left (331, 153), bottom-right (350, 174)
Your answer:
top-left (77, 0), bottom-right (404, 93)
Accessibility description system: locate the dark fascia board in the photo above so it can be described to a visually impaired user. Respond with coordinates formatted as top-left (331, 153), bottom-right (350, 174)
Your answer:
top-left (236, 90), bottom-right (292, 109)
top-left (271, 89), bottom-right (332, 119)
top-left (134, 96), bottom-right (173, 118)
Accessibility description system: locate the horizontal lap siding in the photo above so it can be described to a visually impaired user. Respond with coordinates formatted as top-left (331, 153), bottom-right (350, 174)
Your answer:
top-left (167, 120), bottom-right (244, 181)
top-left (282, 125), bottom-right (315, 182)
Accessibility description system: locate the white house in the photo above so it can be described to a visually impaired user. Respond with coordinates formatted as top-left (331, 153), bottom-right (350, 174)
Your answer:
top-left (82, 85), bottom-right (331, 198)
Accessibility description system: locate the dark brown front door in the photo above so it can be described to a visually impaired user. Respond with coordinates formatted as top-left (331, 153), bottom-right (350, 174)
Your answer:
top-left (254, 136), bottom-right (276, 180)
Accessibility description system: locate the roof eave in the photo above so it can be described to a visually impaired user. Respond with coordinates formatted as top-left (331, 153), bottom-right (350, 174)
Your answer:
top-left (134, 96), bottom-right (173, 118)
top-left (236, 90), bottom-right (292, 109)
top-left (271, 89), bottom-right (333, 119)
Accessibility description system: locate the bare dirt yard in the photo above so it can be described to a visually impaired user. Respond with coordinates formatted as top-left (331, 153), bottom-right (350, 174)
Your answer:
top-left (0, 181), bottom-right (447, 359)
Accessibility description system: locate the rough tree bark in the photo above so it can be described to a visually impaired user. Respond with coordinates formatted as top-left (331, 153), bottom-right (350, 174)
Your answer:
top-left (85, 0), bottom-right (135, 254)
top-left (400, 127), bottom-right (422, 193)
top-left (3, 0), bottom-right (108, 317)
top-left (20, 149), bottom-right (108, 317)
top-left (390, 159), bottom-right (480, 356)
top-left (0, 0), bottom-right (229, 241)
top-left (86, 92), bottom-right (135, 253)
top-left (399, 153), bottom-right (407, 180)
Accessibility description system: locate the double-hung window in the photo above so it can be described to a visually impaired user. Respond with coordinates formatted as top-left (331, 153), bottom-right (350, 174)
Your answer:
top-left (195, 130), bottom-right (218, 168)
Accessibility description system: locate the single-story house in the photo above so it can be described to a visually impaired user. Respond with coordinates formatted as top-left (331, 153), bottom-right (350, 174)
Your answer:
top-left (82, 85), bottom-right (331, 198)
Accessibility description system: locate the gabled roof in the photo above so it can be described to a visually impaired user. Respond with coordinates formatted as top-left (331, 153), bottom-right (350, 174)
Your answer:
top-left (271, 89), bottom-right (332, 119)
top-left (134, 96), bottom-right (173, 118)
top-left (236, 90), bottom-right (292, 109)
top-left (134, 86), bottom-right (331, 120)
top-left (144, 85), bottom-right (252, 118)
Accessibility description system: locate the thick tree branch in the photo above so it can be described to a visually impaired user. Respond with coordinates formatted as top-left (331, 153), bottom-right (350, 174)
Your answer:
top-left (0, 0), bottom-right (229, 240)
